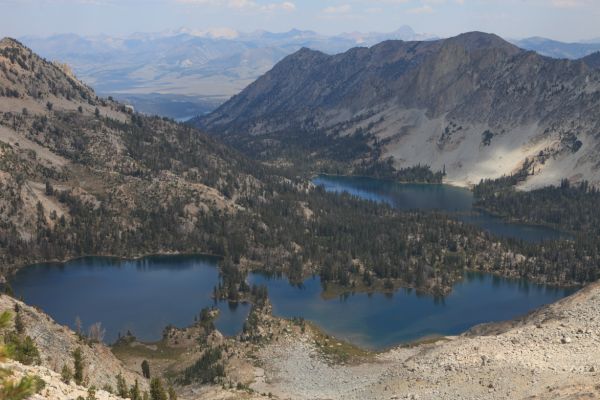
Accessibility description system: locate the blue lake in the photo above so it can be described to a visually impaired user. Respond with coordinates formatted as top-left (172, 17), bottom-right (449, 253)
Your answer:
top-left (313, 175), bottom-right (570, 242)
top-left (10, 255), bottom-right (575, 350)
top-left (251, 272), bottom-right (574, 349)
top-left (9, 255), bottom-right (250, 344)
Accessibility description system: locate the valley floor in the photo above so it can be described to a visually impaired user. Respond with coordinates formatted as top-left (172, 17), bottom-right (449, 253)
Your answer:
top-left (227, 281), bottom-right (600, 400)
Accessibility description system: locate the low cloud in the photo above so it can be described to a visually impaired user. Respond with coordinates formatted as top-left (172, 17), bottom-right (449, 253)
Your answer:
top-left (408, 4), bottom-right (433, 13)
top-left (323, 4), bottom-right (352, 14)
top-left (175, 0), bottom-right (296, 12)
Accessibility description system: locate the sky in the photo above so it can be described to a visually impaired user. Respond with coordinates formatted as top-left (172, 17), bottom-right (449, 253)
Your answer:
top-left (1, 0), bottom-right (600, 42)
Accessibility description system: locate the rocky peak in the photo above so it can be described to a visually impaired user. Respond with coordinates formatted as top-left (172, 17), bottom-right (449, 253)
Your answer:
top-left (198, 32), bottom-right (528, 134)
top-left (274, 46), bottom-right (330, 69)
top-left (0, 37), bottom-right (26, 48)
top-left (445, 31), bottom-right (522, 54)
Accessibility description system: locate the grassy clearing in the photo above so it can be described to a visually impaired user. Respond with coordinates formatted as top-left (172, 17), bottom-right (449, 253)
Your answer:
top-left (399, 334), bottom-right (450, 348)
top-left (111, 339), bottom-right (185, 361)
top-left (304, 321), bottom-right (374, 365)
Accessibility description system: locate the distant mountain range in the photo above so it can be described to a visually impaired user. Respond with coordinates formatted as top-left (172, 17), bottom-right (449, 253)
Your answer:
top-left (20, 29), bottom-right (600, 119)
top-left (20, 27), bottom-right (433, 118)
top-left (512, 37), bottom-right (600, 59)
top-left (198, 32), bottom-right (600, 189)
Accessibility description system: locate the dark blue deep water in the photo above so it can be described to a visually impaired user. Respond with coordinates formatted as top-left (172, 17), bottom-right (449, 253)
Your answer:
top-left (313, 175), bottom-right (569, 242)
top-left (250, 272), bottom-right (574, 349)
top-left (10, 255), bottom-right (574, 350)
top-left (10, 255), bottom-right (250, 344)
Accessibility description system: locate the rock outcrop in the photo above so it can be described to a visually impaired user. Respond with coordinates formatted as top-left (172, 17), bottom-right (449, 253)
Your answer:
top-left (2, 359), bottom-right (124, 400)
top-left (0, 294), bottom-right (146, 392)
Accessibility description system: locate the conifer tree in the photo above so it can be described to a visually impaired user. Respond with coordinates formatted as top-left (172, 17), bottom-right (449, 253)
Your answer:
top-left (72, 347), bottom-right (84, 386)
top-left (116, 372), bottom-right (128, 398)
top-left (129, 379), bottom-right (142, 400)
top-left (168, 386), bottom-right (177, 400)
top-left (150, 378), bottom-right (167, 400)
top-left (141, 360), bottom-right (150, 379)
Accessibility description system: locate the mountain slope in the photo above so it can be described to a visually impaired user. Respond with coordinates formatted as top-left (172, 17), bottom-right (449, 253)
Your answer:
top-left (0, 294), bottom-right (147, 392)
top-left (583, 51), bottom-right (600, 69)
top-left (199, 32), bottom-right (600, 188)
top-left (0, 37), bottom-right (263, 271)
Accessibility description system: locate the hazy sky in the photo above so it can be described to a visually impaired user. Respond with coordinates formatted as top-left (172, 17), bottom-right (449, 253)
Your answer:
top-left (1, 0), bottom-right (600, 42)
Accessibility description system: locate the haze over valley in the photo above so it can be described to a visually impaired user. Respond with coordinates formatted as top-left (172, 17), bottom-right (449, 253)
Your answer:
top-left (19, 26), bottom-right (433, 119)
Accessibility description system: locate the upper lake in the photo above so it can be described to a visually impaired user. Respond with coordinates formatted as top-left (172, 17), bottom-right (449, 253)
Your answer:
top-left (313, 175), bottom-right (570, 243)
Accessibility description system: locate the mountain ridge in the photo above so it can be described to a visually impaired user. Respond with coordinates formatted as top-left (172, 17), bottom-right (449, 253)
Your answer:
top-left (583, 51), bottom-right (600, 69)
top-left (20, 28), bottom-right (600, 120)
top-left (199, 31), bottom-right (526, 129)
top-left (12, 27), bottom-right (435, 118)
top-left (198, 31), bottom-right (600, 189)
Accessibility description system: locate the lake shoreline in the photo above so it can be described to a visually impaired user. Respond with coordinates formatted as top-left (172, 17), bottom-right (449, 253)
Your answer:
top-left (471, 204), bottom-right (579, 237)
top-left (312, 172), bottom-right (448, 187)
top-left (313, 173), bottom-right (571, 242)
top-left (10, 253), bottom-right (579, 351)
top-left (314, 172), bottom-right (573, 239)
top-left (0, 249), bottom-right (224, 281)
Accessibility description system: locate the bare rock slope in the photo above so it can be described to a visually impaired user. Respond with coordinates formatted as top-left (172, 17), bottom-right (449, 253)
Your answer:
top-left (3, 360), bottom-right (125, 400)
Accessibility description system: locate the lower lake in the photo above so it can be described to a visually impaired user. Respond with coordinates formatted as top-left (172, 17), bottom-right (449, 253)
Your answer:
top-left (251, 272), bottom-right (574, 349)
top-left (9, 255), bottom-right (251, 344)
top-left (10, 255), bottom-right (575, 350)
top-left (313, 175), bottom-right (570, 243)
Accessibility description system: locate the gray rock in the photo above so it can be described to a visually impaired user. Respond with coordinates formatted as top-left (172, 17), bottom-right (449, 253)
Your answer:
top-left (561, 336), bottom-right (572, 344)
